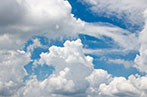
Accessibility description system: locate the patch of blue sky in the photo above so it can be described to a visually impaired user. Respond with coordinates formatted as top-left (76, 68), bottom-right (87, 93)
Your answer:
top-left (85, 49), bottom-right (141, 78)
top-left (24, 35), bottom-right (65, 52)
top-left (68, 0), bottom-right (143, 32)
top-left (31, 47), bottom-right (48, 60)
top-left (23, 36), bottom-right (47, 52)
top-left (24, 62), bottom-right (34, 76)
top-left (24, 62), bottom-right (34, 81)
top-left (33, 65), bottom-right (55, 81)
top-left (79, 34), bottom-right (119, 49)
top-left (105, 50), bottom-right (139, 61)
top-left (93, 57), bottom-right (145, 78)
top-left (26, 36), bottom-right (80, 59)
top-left (23, 36), bottom-right (54, 81)
top-left (24, 40), bottom-right (55, 81)
top-left (23, 36), bottom-right (65, 59)
top-left (23, 36), bottom-right (49, 60)
top-left (24, 62), bottom-right (55, 81)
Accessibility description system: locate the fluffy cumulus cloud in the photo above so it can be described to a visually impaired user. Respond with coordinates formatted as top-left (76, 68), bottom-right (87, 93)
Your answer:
top-left (21, 68), bottom-right (75, 97)
top-left (16, 39), bottom-right (111, 97)
top-left (32, 39), bottom-right (94, 97)
top-left (86, 69), bottom-right (112, 97)
top-left (0, 39), bottom-right (147, 97)
top-left (99, 75), bottom-right (147, 97)
top-left (14, 39), bottom-right (147, 97)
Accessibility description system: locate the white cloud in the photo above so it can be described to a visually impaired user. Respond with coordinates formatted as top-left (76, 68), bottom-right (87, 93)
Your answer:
top-left (83, 48), bottom-right (131, 57)
top-left (99, 75), bottom-right (147, 97)
top-left (82, 23), bottom-right (139, 51)
top-left (0, 34), bottom-right (24, 50)
top-left (36, 39), bottom-right (94, 94)
top-left (0, 0), bottom-right (140, 52)
top-left (0, 0), bottom-right (84, 50)
top-left (19, 39), bottom-right (113, 97)
top-left (108, 59), bottom-right (133, 68)
top-left (22, 39), bottom-right (147, 97)
top-left (14, 39), bottom-right (92, 97)
top-left (0, 50), bottom-right (30, 96)
top-left (135, 9), bottom-right (147, 73)
top-left (86, 69), bottom-right (112, 97)
top-left (37, 39), bottom-right (94, 71)
top-left (0, 39), bottom-right (146, 97)
top-left (99, 77), bottom-right (140, 97)
top-left (21, 68), bottom-right (75, 97)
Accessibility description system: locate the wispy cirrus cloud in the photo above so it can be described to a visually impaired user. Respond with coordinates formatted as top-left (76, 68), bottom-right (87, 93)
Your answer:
top-left (80, 0), bottom-right (147, 31)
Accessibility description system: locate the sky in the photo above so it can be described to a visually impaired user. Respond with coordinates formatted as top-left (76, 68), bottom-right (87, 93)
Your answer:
top-left (0, 0), bottom-right (147, 97)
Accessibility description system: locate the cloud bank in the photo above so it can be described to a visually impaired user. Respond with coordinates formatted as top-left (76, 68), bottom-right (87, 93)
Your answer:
top-left (0, 39), bottom-right (147, 97)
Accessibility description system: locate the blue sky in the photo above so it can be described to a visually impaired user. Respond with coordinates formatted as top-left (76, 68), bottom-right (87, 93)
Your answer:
top-left (0, 0), bottom-right (147, 97)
